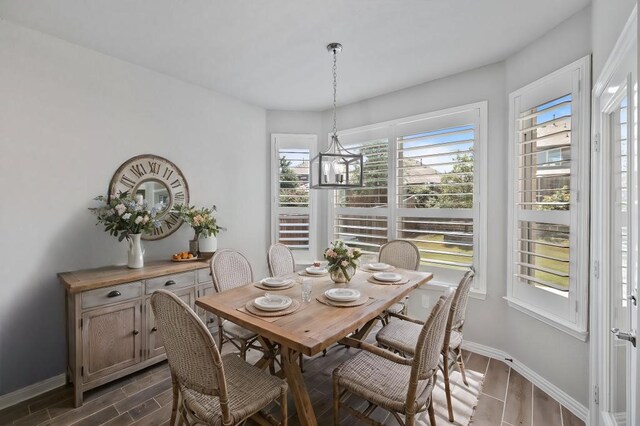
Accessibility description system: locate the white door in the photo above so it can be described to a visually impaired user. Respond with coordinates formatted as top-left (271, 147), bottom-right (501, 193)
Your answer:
top-left (592, 9), bottom-right (638, 425)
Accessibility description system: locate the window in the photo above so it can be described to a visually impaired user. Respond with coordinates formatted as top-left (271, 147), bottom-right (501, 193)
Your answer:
top-left (271, 134), bottom-right (317, 262)
top-left (329, 103), bottom-right (487, 293)
top-left (507, 56), bottom-right (590, 339)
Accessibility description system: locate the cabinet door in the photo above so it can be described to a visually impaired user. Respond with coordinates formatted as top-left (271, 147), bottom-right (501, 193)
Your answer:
top-left (81, 300), bottom-right (141, 384)
top-left (146, 288), bottom-right (194, 359)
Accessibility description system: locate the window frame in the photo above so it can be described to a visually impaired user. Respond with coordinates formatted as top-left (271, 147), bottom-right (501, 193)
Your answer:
top-left (506, 56), bottom-right (591, 340)
top-left (271, 133), bottom-right (318, 264)
top-left (327, 102), bottom-right (488, 296)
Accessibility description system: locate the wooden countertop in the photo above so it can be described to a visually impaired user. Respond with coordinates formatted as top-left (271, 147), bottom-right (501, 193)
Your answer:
top-left (58, 259), bottom-right (211, 293)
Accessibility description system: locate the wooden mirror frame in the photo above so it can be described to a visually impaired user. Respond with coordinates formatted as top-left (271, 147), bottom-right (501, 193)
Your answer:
top-left (109, 154), bottom-right (189, 240)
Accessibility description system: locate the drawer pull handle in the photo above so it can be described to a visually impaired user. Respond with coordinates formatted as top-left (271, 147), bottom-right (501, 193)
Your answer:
top-left (151, 326), bottom-right (158, 332)
top-left (133, 329), bottom-right (140, 335)
top-left (107, 291), bottom-right (121, 298)
top-left (165, 280), bottom-right (176, 286)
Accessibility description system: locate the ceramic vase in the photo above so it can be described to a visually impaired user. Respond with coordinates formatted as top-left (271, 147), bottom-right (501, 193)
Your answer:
top-left (330, 265), bottom-right (356, 283)
top-left (198, 234), bottom-right (217, 259)
top-left (127, 233), bottom-right (145, 269)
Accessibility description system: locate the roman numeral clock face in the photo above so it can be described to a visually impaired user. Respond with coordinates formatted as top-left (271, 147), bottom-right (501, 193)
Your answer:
top-left (109, 155), bottom-right (190, 240)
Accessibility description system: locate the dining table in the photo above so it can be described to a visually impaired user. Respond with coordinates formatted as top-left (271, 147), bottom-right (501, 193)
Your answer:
top-left (195, 266), bottom-right (433, 426)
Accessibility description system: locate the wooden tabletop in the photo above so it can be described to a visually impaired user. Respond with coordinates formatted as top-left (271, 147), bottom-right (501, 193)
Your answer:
top-left (58, 259), bottom-right (211, 293)
top-left (195, 268), bottom-right (433, 356)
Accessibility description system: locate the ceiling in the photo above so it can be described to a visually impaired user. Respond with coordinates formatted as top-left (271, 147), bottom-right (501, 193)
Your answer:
top-left (0, 0), bottom-right (591, 111)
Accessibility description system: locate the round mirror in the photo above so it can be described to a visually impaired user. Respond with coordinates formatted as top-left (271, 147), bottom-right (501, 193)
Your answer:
top-left (109, 155), bottom-right (190, 240)
top-left (133, 180), bottom-right (171, 215)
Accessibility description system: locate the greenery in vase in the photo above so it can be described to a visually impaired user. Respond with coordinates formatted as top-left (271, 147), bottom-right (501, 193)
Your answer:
top-left (91, 192), bottom-right (162, 241)
top-left (324, 240), bottom-right (362, 279)
top-left (172, 204), bottom-right (224, 238)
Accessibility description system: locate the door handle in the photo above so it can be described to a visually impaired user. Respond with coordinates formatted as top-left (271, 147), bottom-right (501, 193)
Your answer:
top-left (611, 328), bottom-right (636, 347)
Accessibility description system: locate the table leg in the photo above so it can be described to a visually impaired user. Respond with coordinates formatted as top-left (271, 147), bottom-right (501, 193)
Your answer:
top-left (281, 346), bottom-right (317, 426)
top-left (255, 336), bottom-right (277, 372)
top-left (351, 318), bottom-right (378, 341)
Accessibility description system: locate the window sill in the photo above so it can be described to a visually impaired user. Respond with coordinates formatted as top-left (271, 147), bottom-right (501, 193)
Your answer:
top-left (504, 297), bottom-right (588, 341)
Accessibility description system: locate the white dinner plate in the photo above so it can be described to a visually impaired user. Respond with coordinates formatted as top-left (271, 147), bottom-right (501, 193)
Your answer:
top-left (372, 272), bottom-right (403, 282)
top-left (253, 295), bottom-right (293, 311)
top-left (367, 262), bottom-right (390, 271)
top-left (260, 277), bottom-right (292, 287)
top-left (324, 288), bottom-right (361, 302)
top-left (305, 266), bottom-right (328, 275)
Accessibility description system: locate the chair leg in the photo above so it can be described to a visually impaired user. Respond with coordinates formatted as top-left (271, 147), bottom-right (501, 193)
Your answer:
top-left (454, 347), bottom-right (469, 386)
top-left (240, 341), bottom-right (247, 360)
top-left (442, 353), bottom-right (454, 422)
top-left (332, 375), bottom-right (340, 426)
top-left (217, 323), bottom-right (224, 352)
top-left (281, 388), bottom-right (288, 426)
top-left (427, 398), bottom-right (436, 426)
top-left (170, 376), bottom-right (179, 426)
top-left (406, 412), bottom-right (415, 426)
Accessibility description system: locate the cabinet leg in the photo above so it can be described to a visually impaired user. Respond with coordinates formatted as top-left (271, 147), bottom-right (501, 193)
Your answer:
top-left (73, 384), bottom-right (83, 408)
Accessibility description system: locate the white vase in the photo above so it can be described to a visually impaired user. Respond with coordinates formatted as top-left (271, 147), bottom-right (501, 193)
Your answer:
top-left (127, 233), bottom-right (145, 269)
top-left (198, 234), bottom-right (217, 259)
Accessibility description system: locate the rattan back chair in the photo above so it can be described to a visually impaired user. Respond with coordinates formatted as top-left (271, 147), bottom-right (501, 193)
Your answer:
top-left (150, 290), bottom-right (288, 425)
top-left (211, 249), bottom-right (254, 293)
top-left (376, 269), bottom-right (475, 422)
top-left (378, 240), bottom-right (420, 323)
top-left (439, 269), bottom-right (475, 421)
top-left (379, 240), bottom-right (421, 271)
top-left (333, 289), bottom-right (454, 426)
top-left (210, 249), bottom-right (260, 359)
top-left (267, 243), bottom-right (296, 277)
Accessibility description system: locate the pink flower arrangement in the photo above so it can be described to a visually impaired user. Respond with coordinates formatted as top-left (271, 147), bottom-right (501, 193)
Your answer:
top-left (323, 240), bottom-right (362, 279)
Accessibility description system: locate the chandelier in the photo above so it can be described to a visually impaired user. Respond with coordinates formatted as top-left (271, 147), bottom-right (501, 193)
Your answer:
top-left (310, 43), bottom-right (364, 189)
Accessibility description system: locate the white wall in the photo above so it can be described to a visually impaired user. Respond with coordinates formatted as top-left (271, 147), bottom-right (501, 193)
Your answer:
top-left (0, 19), bottom-right (268, 395)
top-left (591, 0), bottom-right (637, 81)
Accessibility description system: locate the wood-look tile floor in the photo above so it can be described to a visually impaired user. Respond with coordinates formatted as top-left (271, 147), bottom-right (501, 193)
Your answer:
top-left (0, 343), bottom-right (585, 426)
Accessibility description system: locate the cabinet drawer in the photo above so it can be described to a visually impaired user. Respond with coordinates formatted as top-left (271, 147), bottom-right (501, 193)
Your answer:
top-left (197, 268), bottom-right (212, 284)
top-left (82, 282), bottom-right (142, 309)
top-left (146, 271), bottom-right (195, 294)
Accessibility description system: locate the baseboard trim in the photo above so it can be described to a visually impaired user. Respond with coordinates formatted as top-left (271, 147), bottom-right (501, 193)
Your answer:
top-left (0, 373), bottom-right (66, 410)
top-left (462, 340), bottom-right (589, 424)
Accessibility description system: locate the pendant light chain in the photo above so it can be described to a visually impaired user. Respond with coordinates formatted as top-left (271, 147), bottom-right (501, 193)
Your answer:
top-left (332, 48), bottom-right (338, 141)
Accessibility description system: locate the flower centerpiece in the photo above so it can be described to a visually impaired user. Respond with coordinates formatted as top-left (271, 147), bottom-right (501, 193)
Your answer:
top-left (172, 204), bottom-right (224, 258)
top-left (91, 192), bottom-right (162, 268)
top-left (324, 240), bottom-right (362, 283)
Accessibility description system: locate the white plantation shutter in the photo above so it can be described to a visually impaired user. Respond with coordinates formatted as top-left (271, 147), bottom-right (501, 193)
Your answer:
top-left (507, 56), bottom-right (590, 336)
top-left (333, 138), bottom-right (389, 254)
top-left (271, 135), bottom-right (317, 261)
top-left (329, 103), bottom-right (487, 293)
top-left (515, 95), bottom-right (573, 292)
top-left (396, 120), bottom-right (477, 270)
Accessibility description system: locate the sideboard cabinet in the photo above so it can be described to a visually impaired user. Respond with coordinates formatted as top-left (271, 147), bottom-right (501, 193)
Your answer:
top-left (59, 260), bottom-right (214, 407)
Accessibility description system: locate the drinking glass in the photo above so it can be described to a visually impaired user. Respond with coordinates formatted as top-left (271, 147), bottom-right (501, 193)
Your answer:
top-left (301, 278), bottom-right (312, 303)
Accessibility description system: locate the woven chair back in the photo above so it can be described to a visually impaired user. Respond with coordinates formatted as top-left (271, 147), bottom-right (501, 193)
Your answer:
top-left (211, 249), bottom-right (254, 293)
top-left (412, 288), bottom-right (455, 381)
top-left (450, 269), bottom-right (475, 331)
top-left (267, 243), bottom-right (295, 277)
top-left (378, 240), bottom-right (421, 271)
top-left (150, 290), bottom-right (229, 408)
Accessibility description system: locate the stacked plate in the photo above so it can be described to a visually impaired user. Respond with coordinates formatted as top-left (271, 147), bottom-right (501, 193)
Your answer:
top-left (324, 288), bottom-right (361, 302)
top-left (259, 277), bottom-right (292, 288)
top-left (305, 266), bottom-right (328, 275)
top-left (366, 262), bottom-right (392, 271)
top-left (253, 294), bottom-right (293, 311)
top-left (372, 272), bottom-right (403, 283)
